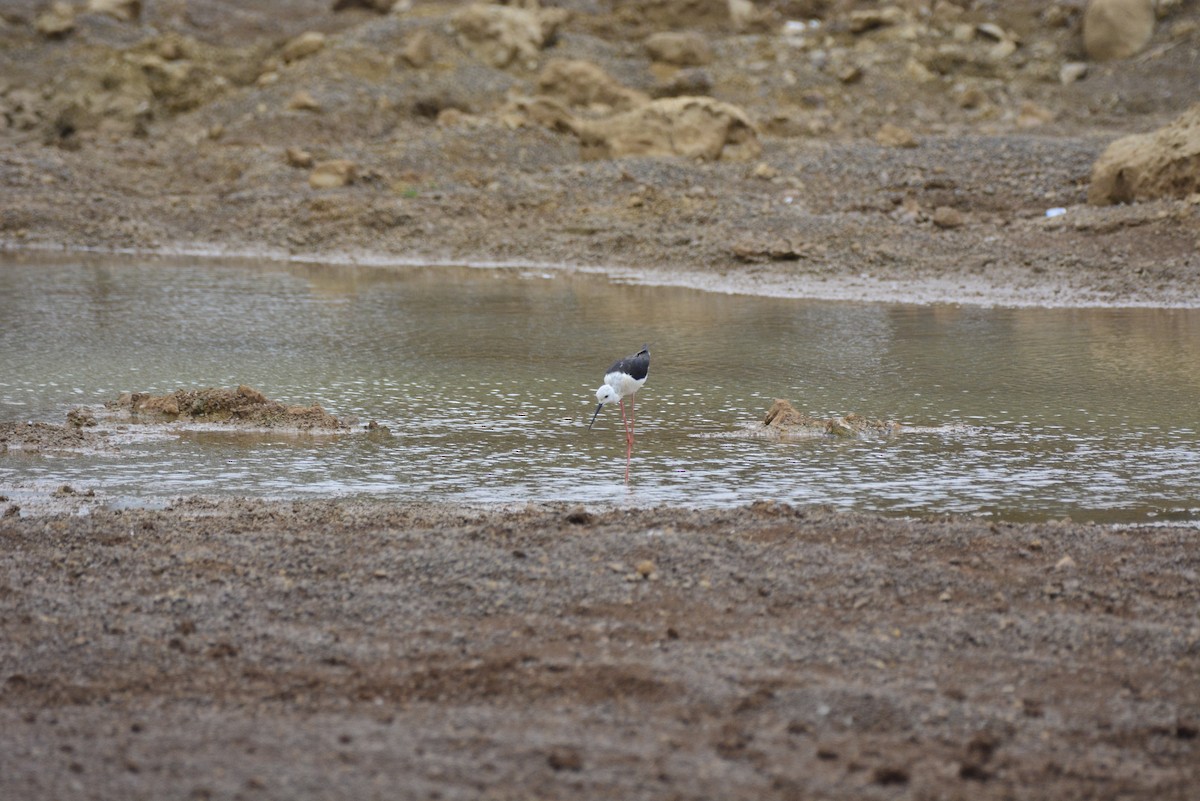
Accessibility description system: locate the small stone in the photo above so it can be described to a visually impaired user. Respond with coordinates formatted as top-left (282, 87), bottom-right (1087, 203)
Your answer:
top-left (285, 147), bottom-right (314, 168)
top-left (752, 162), bottom-right (778, 180)
top-left (836, 64), bottom-right (864, 84)
top-left (287, 90), bottom-right (322, 112)
top-left (157, 35), bottom-right (186, 61)
top-left (281, 31), bottom-right (327, 64)
top-left (975, 22), bottom-right (1009, 42)
top-left (874, 122), bottom-right (917, 148)
top-left (938, 590), bottom-right (952, 603)
top-left (1054, 555), bottom-right (1077, 571)
top-left (87, 0), bottom-right (141, 22)
top-left (334, 0), bottom-right (397, 11)
top-left (1059, 62), bottom-right (1089, 85)
top-left (35, 2), bottom-right (76, 38)
top-left (956, 85), bottom-right (988, 109)
top-left (1017, 100), bottom-right (1054, 128)
top-left (905, 58), bottom-right (935, 83)
top-left (308, 159), bottom-right (357, 189)
top-left (644, 31), bottom-right (713, 67)
top-left (932, 206), bottom-right (965, 229)
top-left (635, 560), bottom-right (656, 578)
top-left (66, 408), bottom-right (97, 428)
top-left (547, 747), bottom-right (582, 772)
top-left (848, 7), bottom-right (904, 34)
top-left (400, 29), bottom-right (435, 68)
top-left (565, 506), bottom-right (593, 525)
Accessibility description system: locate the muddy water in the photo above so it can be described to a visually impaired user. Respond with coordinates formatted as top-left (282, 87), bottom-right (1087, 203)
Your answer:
top-left (2, 252), bottom-right (1199, 522)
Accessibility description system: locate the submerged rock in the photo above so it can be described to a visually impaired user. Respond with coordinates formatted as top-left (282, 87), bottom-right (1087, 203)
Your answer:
top-left (755, 399), bottom-right (901, 439)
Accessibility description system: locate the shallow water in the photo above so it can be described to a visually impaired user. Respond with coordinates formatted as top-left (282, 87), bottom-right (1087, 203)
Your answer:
top-left (2, 252), bottom-right (1199, 523)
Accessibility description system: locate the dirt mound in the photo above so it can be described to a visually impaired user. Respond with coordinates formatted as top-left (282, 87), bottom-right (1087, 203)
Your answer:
top-left (0, 421), bottom-right (108, 452)
top-left (107, 385), bottom-right (347, 430)
top-left (757, 398), bottom-right (901, 438)
top-left (1089, 103), bottom-right (1200, 204)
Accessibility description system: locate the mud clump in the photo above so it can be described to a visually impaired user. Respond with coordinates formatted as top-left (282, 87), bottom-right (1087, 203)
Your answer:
top-left (759, 398), bottom-right (900, 439)
top-left (108, 385), bottom-right (347, 430)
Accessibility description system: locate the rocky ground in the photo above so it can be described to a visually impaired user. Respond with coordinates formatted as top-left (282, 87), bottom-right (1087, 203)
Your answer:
top-left (3, 1), bottom-right (1200, 798)
top-left (1, 0), bottom-right (1199, 305)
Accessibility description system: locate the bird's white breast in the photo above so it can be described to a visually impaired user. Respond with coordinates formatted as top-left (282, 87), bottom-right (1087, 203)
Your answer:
top-left (604, 370), bottom-right (646, 400)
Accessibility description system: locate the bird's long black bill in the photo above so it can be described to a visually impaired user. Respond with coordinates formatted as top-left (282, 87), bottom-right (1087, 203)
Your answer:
top-left (588, 402), bottom-right (605, 429)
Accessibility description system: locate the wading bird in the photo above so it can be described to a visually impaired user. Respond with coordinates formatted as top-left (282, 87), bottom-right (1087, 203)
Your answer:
top-left (588, 345), bottom-right (650, 481)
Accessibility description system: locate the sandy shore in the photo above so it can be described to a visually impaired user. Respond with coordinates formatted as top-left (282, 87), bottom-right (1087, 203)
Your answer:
top-left (2, 500), bottom-right (1198, 800)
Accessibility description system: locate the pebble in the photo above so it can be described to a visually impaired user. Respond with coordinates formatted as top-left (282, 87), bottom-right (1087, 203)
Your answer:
top-left (285, 147), bottom-right (314, 168)
top-left (1059, 62), bottom-right (1089, 85)
top-left (281, 31), bottom-right (327, 64)
top-left (752, 162), bottom-right (778, 180)
top-left (932, 206), bottom-right (965, 229)
top-left (35, 2), bottom-right (76, 38)
top-left (287, 91), bottom-right (322, 112)
top-left (308, 159), bottom-right (357, 189)
top-left (874, 122), bottom-right (917, 148)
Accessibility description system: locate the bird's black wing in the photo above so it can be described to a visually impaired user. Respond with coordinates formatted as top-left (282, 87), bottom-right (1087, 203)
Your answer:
top-left (608, 346), bottom-right (650, 381)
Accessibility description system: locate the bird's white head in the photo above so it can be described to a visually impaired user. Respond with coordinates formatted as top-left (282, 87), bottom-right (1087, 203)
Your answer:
top-left (595, 384), bottom-right (620, 405)
top-left (588, 384), bottom-right (620, 429)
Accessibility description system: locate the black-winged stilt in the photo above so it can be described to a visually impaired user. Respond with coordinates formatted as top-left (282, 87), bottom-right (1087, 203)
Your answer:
top-left (588, 345), bottom-right (650, 481)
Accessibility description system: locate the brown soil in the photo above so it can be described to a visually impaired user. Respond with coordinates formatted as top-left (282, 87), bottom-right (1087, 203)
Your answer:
top-left (1, 500), bottom-right (1197, 799)
top-left (2, 2), bottom-right (1200, 798)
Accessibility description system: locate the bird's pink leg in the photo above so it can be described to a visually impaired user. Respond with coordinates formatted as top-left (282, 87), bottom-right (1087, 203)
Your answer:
top-left (620, 398), bottom-right (632, 482)
top-left (628, 393), bottom-right (636, 448)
